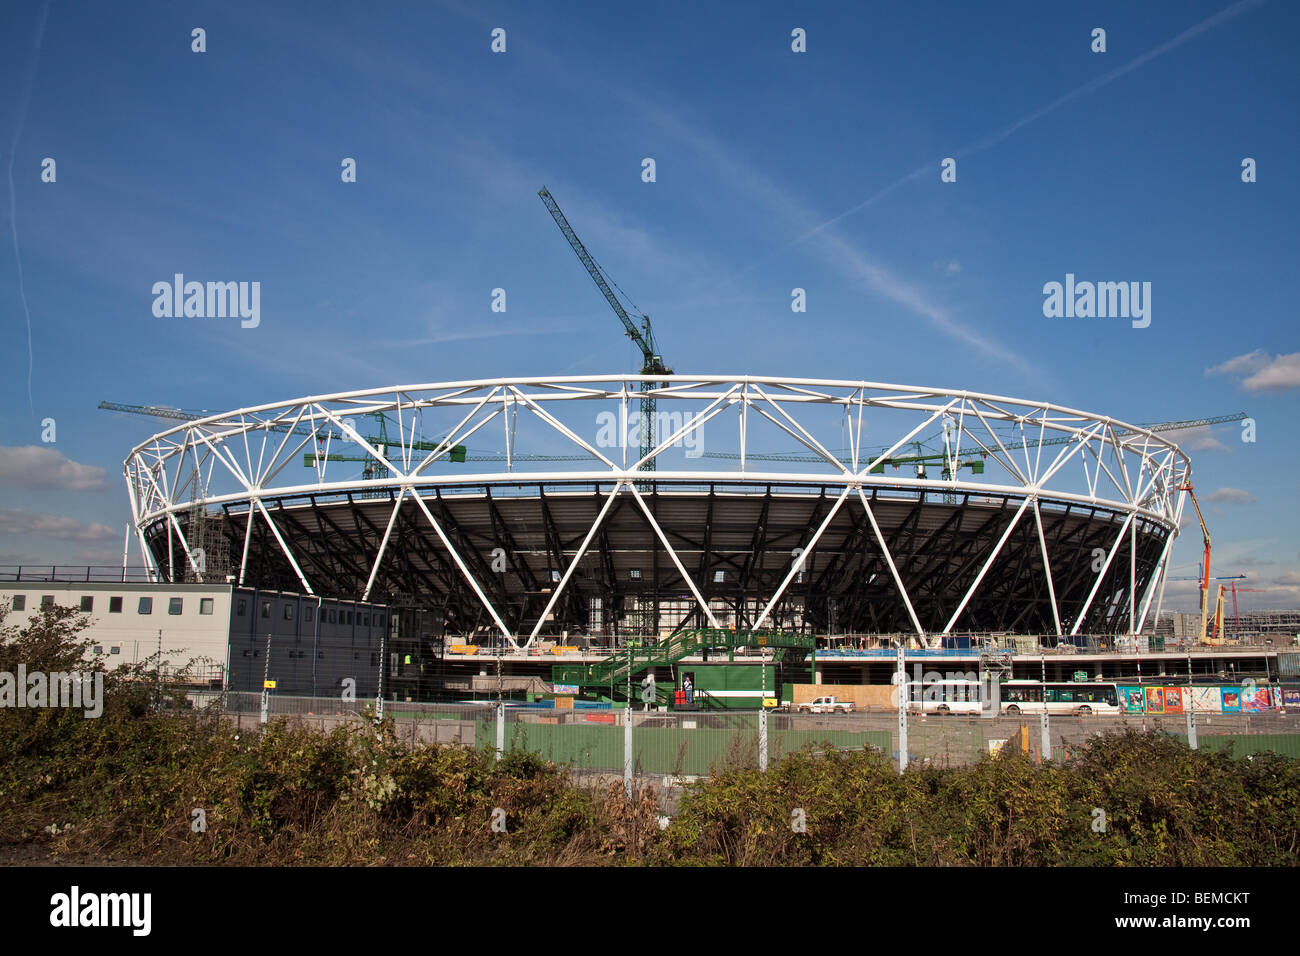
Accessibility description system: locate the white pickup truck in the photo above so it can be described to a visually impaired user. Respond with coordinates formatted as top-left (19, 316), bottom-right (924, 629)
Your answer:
top-left (796, 696), bottom-right (855, 714)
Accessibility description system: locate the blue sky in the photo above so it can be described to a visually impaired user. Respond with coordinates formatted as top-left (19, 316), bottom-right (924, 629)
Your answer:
top-left (1, 0), bottom-right (1297, 611)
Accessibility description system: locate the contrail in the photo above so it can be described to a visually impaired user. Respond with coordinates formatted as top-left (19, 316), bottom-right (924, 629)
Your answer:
top-left (782, 0), bottom-right (1269, 250)
top-left (7, 0), bottom-right (52, 418)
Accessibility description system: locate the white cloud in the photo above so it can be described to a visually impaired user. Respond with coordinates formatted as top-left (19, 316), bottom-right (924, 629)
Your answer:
top-left (0, 446), bottom-right (107, 491)
top-left (1242, 353), bottom-right (1300, 391)
top-left (1203, 487), bottom-right (1256, 504)
top-left (1172, 424), bottom-right (1228, 453)
top-left (1206, 349), bottom-right (1270, 376)
top-left (1206, 350), bottom-right (1300, 391)
top-left (0, 509), bottom-right (117, 542)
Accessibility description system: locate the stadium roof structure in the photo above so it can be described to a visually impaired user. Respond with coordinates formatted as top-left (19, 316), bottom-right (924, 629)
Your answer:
top-left (121, 375), bottom-right (1194, 648)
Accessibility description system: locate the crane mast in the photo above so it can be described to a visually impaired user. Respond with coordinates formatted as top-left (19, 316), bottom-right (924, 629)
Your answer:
top-left (538, 186), bottom-right (672, 472)
top-left (1178, 483), bottom-right (1212, 643)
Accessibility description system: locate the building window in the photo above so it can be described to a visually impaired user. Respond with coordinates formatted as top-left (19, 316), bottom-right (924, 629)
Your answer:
top-left (329, 609), bottom-right (336, 624)
top-left (110, 646), bottom-right (121, 655)
top-left (138, 597), bottom-right (153, 615)
top-left (11, 595), bottom-right (25, 611)
top-left (41, 595), bottom-right (54, 608)
top-left (283, 605), bottom-right (294, 621)
top-left (629, 569), bottom-right (641, 580)
top-left (236, 599), bottom-right (246, 616)
top-left (109, 596), bottom-right (122, 613)
top-left (261, 601), bottom-right (271, 619)
top-left (346, 611), bottom-right (353, 625)
top-left (304, 606), bottom-right (314, 623)
top-left (169, 598), bottom-right (183, 615)
top-left (200, 598), bottom-right (214, 615)
top-left (80, 596), bottom-right (94, 612)
top-left (713, 570), bottom-right (725, 583)
top-left (377, 613), bottom-right (384, 627)
top-left (551, 569), bottom-right (561, 582)
top-left (93, 645), bottom-right (103, 655)
top-left (363, 614), bottom-right (369, 627)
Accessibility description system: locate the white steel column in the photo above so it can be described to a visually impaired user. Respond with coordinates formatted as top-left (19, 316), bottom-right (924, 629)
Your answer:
top-left (1129, 519), bottom-right (1137, 633)
top-left (238, 504), bottom-right (255, 586)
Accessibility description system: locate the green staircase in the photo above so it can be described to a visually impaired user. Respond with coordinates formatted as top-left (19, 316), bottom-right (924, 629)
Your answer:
top-left (553, 628), bottom-right (816, 703)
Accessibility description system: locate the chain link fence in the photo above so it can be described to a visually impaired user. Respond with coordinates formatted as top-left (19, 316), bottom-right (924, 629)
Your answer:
top-left (210, 692), bottom-right (1300, 785)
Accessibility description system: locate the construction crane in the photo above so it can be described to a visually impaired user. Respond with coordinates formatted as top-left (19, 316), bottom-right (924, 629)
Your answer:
top-left (538, 186), bottom-right (672, 473)
top-left (1176, 482), bottom-right (1216, 644)
top-left (99, 400), bottom-right (597, 464)
top-left (705, 412), bottom-right (1250, 466)
top-left (1214, 582), bottom-right (1266, 643)
top-left (99, 400), bottom-right (469, 463)
top-left (993, 412), bottom-right (1249, 449)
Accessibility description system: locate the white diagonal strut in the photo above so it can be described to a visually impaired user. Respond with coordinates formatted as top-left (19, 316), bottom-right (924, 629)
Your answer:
top-left (409, 489), bottom-right (516, 647)
top-left (627, 483), bottom-right (721, 629)
top-left (255, 499), bottom-right (315, 595)
top-left (1032, 499), bottom-right (1063, 637)
top-left (361, 489), bottom-right (407, 603)
top-left (526, 481), bottom-right (625, 647)
top-left (942, 496), bottom-right (1031, 634)
top-left (856, 489), bottom-right (925, 640)
top-left (752, 485), bottom-right (851, 630)
top-left (1070, 511), bottom-right (1135, 636)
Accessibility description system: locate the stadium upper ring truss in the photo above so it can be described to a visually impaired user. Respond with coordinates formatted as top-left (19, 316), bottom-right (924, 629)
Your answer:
top-left (123, 375), bottom-right (1193, 649)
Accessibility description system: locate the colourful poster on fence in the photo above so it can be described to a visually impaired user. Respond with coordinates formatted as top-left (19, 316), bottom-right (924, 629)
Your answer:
top-left (1284, 689), bottom-right (1300, 709)
top-left (1119, 686), bottom-right (1144, 713)
top-left (1163, 688), bottom-right (1183, 713)
top-left (1145, 687), bottom-right (1165, 714)
top-left (1221, 689), bottom-right (1241, 712)
top-left (1191, 687), bottom-right (1221, 713)
top-left (1241, 687), bottom-right (1272, 713)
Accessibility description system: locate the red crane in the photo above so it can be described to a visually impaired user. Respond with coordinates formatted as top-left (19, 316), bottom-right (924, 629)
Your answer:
top-left (1218, 583), bottom-right (1267, 641)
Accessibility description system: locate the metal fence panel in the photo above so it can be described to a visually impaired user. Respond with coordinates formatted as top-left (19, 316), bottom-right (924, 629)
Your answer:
top-left (206, 694), bottom-right (1300, 773)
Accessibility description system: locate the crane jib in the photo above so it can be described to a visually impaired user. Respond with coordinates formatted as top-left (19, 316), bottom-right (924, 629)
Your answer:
top-left (539, 186), bottom-right (673, 472)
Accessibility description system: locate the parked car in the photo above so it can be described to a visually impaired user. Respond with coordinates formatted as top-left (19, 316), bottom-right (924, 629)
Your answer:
top-left (796, 696), bottom-right (855, 714)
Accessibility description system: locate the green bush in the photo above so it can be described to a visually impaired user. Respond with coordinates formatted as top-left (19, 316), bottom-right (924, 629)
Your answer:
top-left (3, 606), bottom-right (1297, 865)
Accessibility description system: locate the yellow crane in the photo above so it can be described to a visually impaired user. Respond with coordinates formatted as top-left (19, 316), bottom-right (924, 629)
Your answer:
top-left (1177, 483), bottom-right (1213, 643)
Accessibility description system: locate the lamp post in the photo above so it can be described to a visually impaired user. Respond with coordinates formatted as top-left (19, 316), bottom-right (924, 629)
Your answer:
top-left (896, 639), bottom-right (908, 773)
top-left (1039, 656), bottom-right (1051, 762)
top-left (759, 647), bottom-right (770, 772)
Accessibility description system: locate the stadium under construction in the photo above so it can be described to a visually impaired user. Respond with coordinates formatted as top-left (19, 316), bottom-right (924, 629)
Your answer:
top-left (76, 372), bottom-right (1298, 706)
top-left (63, 190), bottom-right (1290, 710)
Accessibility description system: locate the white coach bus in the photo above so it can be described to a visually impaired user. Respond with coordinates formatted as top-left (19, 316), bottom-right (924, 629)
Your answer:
top-left (905, 679), bottom-right (1121, 716)
top-left (999, 680), bottom-right (1121, 716)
